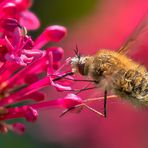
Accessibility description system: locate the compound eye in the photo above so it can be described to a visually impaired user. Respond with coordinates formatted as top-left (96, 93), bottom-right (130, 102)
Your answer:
top-left (78, 63), bottom-right (85, 75)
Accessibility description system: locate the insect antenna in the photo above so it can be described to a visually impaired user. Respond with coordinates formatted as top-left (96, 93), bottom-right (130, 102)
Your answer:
top-left (74, 44), bottom-right (81, 59)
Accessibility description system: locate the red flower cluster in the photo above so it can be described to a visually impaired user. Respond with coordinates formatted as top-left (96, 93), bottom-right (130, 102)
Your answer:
top-left (0, 0), bottom-right (109, 135)
top-left (0, 0), bottom-right (87, 134)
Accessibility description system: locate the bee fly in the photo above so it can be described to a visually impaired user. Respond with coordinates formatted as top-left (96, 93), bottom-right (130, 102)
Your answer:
top-left (70, 15), bottom-right (148, 117)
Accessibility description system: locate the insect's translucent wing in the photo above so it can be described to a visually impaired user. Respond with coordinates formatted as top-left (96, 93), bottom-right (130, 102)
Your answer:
top-left (118, 13), bottom-right (148, 55)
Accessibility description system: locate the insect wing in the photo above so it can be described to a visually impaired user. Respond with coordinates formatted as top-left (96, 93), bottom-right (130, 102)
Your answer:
top-left (118, 13), bottom-right (148, 55)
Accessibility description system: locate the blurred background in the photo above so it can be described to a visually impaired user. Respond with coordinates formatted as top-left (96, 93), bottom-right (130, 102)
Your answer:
top-left (1, 0), bottom-right (148, 148)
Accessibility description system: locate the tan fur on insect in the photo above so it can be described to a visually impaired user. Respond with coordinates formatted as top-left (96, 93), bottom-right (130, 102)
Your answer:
top-left (71, 49), bottom-right (148, 106)
top-left (71, 14), bottom-right (148, 107)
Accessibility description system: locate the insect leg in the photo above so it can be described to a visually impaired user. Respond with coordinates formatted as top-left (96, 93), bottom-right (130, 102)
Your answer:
top-left (84, 104), bottom-right (104, 117)
top-left (59, 107), bottom-right (76, 117)
top-left (50, 73), bottom-right (98, 83)
top-left (60, 95), bottom-right (117, 117)
top-left (63, 86), bottom-right (98, 94)
top-left (52, 72), bottom-right (74, 81)
top-left (64, 77), bottom-right (98, 83)
top-left (59, 104), bottom-right (104, 117)
top-left (84, 95), bottom-right (117, 103)
top-left (104, 89), bottom-right (107, 117)
top-left (75, 86), bottom-right (97, 94)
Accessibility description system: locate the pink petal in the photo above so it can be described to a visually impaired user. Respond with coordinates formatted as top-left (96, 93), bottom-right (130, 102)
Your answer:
top-left (34, 25), bottom-right (67, 49)
top-left (52, 61), bottom-right (61, 70)
top-left (24, 106), bottom-right (38, 122)
top-left (47, 47), bottom-right (64, 62)
top-left (20, 10), bottom-right (40, 30)
top-left (0, 106), bottom-right (38, 122)
top-left (1, 2), bottom-right (18, 19)
top-left (0, 18), bottom-right (19, 31)
top-left (59, 93), bottom-right (82, 108)
top-left (45, 25), bottom-right (67, 42)
top-left (12, 123), bottom-right (25, 135)
top-left (49, 77), bottom-right (72, 91)
top-left (30, 94), bottom-right (82, 110)
top-left (14, 0), bottom-right (33, 11)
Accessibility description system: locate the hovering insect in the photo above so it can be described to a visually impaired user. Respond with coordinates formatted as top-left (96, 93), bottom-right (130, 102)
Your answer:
top-left (70, 15), bottom-right (148, 117)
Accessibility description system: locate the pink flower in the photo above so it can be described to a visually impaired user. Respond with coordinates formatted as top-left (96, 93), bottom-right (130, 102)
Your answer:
top-left (3, 27), bottom-right (42, 66)
top-left (0, 0), bottom-right (117, 136)
top-left (34, 25), bottom-right (67, 49)
top-left (0, 0), bottom-right (72, 134)
top-left (0, 93), bottom-right (84, 122)
top-left (0, 122), bottom-right (25, 134)
top-left (12, 123), bottom-right (25, 135)
top-left (0, 0), bottom-right (40, 30)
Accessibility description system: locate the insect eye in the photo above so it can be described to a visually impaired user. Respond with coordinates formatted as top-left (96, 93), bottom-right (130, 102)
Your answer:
top-left (77, 54), bottom-right (81, 60)
top-left (78, 62), bottom-right (85, 75)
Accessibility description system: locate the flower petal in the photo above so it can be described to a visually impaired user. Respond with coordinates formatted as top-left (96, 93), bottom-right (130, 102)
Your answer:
top-left (20, 10), bottom-right (40, 30)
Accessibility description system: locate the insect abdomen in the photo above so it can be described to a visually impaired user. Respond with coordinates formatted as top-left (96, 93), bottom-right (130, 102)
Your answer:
top-left (112, 69), bottom-right (148, 106)
top-left (89, 50), bottom-right (148, 106)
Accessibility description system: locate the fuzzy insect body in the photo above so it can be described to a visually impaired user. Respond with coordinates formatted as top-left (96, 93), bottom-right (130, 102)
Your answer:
top-left (71, 49), bottom-right (148, 106)
top-left (70, 15), bottom-right (148, 116)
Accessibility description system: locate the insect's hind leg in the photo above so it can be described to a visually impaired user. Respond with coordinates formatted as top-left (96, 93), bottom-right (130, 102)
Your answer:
top-left (104, 89), bottom-right (107, 117)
